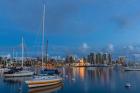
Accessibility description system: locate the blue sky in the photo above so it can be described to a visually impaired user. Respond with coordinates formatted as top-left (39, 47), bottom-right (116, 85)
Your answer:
top-left (0, 0), bottom-right (140, 56)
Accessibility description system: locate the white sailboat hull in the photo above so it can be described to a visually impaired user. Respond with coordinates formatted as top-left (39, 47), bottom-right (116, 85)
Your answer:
top-left (25, 76), bottom-right (63, 88)
top-left (4, 70), bottom-right (34, 77)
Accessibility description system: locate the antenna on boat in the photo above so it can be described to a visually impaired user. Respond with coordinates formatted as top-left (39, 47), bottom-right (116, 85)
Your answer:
top-left (22, 36), bottom-right (24, 68)
top-left (42, 4), bottom-right (46, 69)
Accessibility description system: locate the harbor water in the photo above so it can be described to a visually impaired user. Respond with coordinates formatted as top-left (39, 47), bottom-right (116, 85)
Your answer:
top-left (0, 67), bottom-right (140, 93)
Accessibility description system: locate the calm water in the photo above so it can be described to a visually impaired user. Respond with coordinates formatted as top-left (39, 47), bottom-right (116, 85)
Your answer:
top-left (0, 67), bottom-right (140, 93)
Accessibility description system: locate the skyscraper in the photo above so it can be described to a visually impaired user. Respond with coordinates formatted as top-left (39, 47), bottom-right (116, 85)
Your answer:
top-left (102, 53), bottom-right (108, 64)
top-left (87, 53), bottom-right (96, 64)
top-left (96, 53), bottom-right (102, 64)
top-left (108, 53), bottom-right (112, 65)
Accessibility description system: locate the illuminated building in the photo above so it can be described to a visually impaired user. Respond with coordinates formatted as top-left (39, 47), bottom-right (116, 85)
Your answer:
top-left (87, 52), bottom-right (112, 65)
top-left (88, 53), bottom-right (96, 64)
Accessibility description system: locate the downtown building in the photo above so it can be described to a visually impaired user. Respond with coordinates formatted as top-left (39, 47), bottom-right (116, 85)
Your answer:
top-left (87, 52), bottom-right (112, 65)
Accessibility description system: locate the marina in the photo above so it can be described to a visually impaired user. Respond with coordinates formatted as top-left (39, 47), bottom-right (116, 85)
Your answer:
top-left (0, 67), bottom-right (140, 93)
top-left (0, 0), bottom-right (140, 93)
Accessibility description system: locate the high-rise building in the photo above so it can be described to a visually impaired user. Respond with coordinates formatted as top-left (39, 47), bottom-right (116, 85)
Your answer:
top-left (65, 55), bottom-right (75, 63)
top-left (102, 53), bottom-right (112, 65)
top-left (87, 53), bottom-right (96, 64)
top-left (102, 53), bottom-right (108, 64)
top-left (96, 53), bottom-right (102, 64)
top-left (118, 56), bottom-right (126, 65)
top-left (87, 52), bottom-right (112, 65)
top-left (108, 53), bottom-right (112, 65)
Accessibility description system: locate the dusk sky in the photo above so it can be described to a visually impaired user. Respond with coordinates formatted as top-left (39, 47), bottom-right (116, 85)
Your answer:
top-left (0, 0), bottom-right (140, 56)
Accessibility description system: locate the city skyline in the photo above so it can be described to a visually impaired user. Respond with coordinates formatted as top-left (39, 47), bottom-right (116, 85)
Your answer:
top-left (1, 0), bottom-right (140, 56)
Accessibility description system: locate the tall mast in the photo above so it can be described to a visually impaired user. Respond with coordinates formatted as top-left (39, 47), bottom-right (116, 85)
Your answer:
top-left (16, 52), bottom-right (18, 63)
top-left (13, 48), bottom-right (14, 61)
top-left (11, 48), bottom-right (15, 64)
top-left (46, 40), bottom-right (48, 63)
top-left (42, 4), bottom-right (46, 69)
top-left (22, 36), bottom-right (24, 68)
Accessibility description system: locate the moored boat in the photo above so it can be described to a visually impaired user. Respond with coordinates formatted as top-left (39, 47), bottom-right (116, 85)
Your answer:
top-left (4, 71), bottom-right (34, 77)
top-left (28, 82), bottom-right (63, 93)
top-left (125, 82), bottom-right (132, 88)
top-left (124, 66), bottom-right (140, 71)
top-left (0, 68), bottom-right (10, 73)
top-left (3, 68), bottom-right (34, 77)
top-left (3, 37), bottom-right (34, 77)
top-left (25, 75), bottom-right (63, 88)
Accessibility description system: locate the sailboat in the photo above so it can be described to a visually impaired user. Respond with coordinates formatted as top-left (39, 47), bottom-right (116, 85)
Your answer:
top-left (25, 4), bottom-right (63, 88)
top-left (28, 82), bottom-right (63, 93)
top-left (3, 37), bottom-right (34, 77)
top-left (0, 68), bottom-right (10, 73)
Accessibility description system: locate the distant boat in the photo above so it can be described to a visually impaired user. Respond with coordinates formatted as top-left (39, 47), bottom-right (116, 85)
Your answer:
top-left (125, 82), bottom-right (131, 88)
top-left (0, 49), bottom-right (15, 74)
top-left (124, 66), bottom-right (140, 71)
top-left (3, 37), bottom-right (34, 77)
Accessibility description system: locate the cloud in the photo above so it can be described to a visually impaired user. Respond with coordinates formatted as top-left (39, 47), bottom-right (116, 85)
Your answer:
top-left (48, 43), bottom-right (92, 56)
top-left (78, 43), bottom-right (90, 54)
top-left (107, 44), bottom-right (114, 52)
top-left (127, 45), bottom-right (134, 51)
top-left (82, 43), bottom-right (89, 49)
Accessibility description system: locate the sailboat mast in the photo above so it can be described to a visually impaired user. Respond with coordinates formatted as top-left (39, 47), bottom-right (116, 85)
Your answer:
top-left (11, 48), bottom-right (15, 65)
top-left (22, 37), bottom-right (24, 68)
top-left (13, 48), bottom-right (14, 60)
top-left (42, 4), bottom-right (46, 68)
top-left (46, 40), bottom-right (48, 63)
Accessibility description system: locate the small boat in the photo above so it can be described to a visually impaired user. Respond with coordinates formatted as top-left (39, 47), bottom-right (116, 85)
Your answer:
top-left (3, 68), bottom-right (34, 77)
top-left (25, 74), bottom-right (63, 88)
top-left (125, 83), bottom-right (131, 87)
top-left (3, 37), bottom-right (34, 77)
top-left (0, 68), bottom-right (10, 73)
top-left (124, 67), bottom-right (140, 71)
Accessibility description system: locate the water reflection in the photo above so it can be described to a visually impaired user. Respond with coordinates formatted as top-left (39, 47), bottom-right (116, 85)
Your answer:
top-left (2, 76), bottom-right (63, 93)
top-left (78, 67), bottom-right (85, 80)
top-left (64, 67), bottom-right (123, 88)
top-left (1, 67), bottom-right (140, 93)
top-left (28, 83), bottom-right (63, 93)
top-left (4, 77), bottom-right (32, 84)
